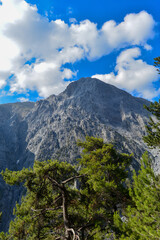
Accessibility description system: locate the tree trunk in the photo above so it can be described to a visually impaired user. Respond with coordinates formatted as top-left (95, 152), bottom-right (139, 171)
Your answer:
top-left (62, 185), bottom-right (72, 240)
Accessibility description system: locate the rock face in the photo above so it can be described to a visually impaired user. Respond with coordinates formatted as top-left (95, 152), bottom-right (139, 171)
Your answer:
top-left (0, 102), bottom-right (35, 231)
top-left (0, 77), bottom-right (157, 231)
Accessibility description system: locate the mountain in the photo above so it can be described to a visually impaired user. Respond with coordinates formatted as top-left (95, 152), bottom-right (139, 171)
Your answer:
top-left (0, 77), bottom-right (158, 231)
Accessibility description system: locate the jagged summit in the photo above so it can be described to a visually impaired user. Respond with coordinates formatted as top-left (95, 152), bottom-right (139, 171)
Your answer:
top-left (60, 77), bottom-right (148, 105)
top-left (47, 77), bottom-right (149, 115)
top-left (61, 77), bottom-right (131, 98)
top-left (46, 77), bottom-right (150, 127)
top-left (63, 77), bottom-right (117, 96)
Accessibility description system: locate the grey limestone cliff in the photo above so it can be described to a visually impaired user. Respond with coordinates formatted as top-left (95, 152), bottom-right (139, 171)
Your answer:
top-left (0, 77), bottom-right (158, 231)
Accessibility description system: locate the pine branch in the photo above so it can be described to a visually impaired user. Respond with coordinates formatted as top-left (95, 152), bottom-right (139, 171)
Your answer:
top-left (62, 174), bottom-right (85, 185)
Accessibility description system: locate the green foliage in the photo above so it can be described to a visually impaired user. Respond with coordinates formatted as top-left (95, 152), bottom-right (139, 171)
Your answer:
top-left (77, 136), bottom-right (132, 238)
top-left (2, 160), bottom-right (80, 239)
top-left (154, 57), bottom-right (160, 74)
top-left (0, 136), bottom-right (131, 240)
top-left (114, 152), bottom-right (160, 240)
top-left (143, 56), bottom-right (160, 148)
top-left (143, 100), bottom-right (160, 147)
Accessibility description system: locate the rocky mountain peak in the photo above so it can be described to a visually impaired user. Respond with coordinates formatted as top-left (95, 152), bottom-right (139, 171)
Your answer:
top-left (63, 77), bottom-right (127, 98)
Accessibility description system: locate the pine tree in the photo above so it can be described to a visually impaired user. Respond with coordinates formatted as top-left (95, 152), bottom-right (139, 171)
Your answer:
top-left (0, 137), bottom-right (131, 240)
top-left (154, 57), bottom-right (160, 74)
top-left (143, 101), bottom-right (160, 147)
top-left (77, 136), bottom-right (131, 239)
top-left (143, 56), bottom-right (160, 147)
top-left (114, 152), bottom-right (160, 240)
top-left (1, 160), bottom-right (83, 240)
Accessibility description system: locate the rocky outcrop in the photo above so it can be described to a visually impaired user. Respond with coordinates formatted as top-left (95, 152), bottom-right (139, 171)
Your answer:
top-left (24, 78), bottom-right (151, 166)
top-left (0, 77), bottom-right (157, 231)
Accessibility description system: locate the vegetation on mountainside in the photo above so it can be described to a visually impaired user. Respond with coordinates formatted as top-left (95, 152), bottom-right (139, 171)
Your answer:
top-left (143, 100), bottom-right (160, 147)
top-left (143, 57), bottom-right (160, 147)
top-left (114, 152), bottom-right (160, 240)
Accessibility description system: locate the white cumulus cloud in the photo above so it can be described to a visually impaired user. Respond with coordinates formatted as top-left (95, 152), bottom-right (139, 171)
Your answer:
top-left (92, 48), bottom-right (159, 100)
top-left (10, 61), bottom-right (76, 97)
top-left (18, 97), bottom-right (30, 102)
top-left (0, 0), bottom-right (157, 98)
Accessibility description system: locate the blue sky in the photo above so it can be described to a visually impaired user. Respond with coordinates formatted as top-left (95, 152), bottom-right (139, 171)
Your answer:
top-left (0, 0), bottom-right (159, 103)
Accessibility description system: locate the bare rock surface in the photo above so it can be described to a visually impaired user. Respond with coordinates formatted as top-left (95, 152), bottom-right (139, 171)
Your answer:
top-left (0, 77), bottom-right (158, 231)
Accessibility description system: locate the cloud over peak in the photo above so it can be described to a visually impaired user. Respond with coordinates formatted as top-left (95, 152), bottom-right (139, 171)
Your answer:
top-left (92, 48), bottom-right (159, 100)
top-left (0, 0), bottom-right (157, 99)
